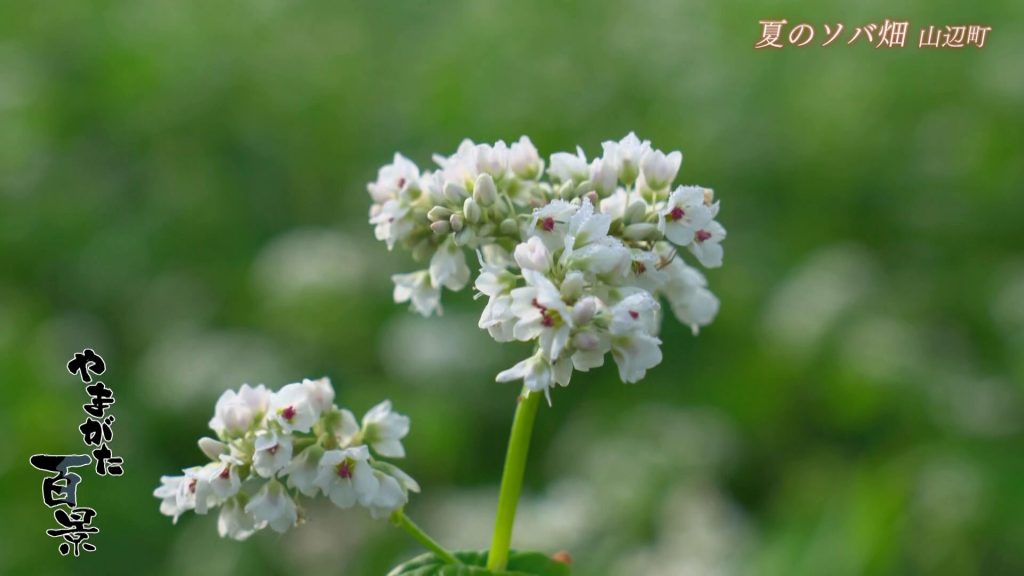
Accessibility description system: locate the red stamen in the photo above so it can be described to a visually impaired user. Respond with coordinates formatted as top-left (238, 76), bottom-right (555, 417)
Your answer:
top-left (397, 177), bottom-right (406, 188)
top-left (668, 206), bottom-right (685, 221)
top-left (695, 229), bottom-right (712, 243)
top-left (282, 406), bottom-right (297, 421)
top-left (541, 314), bottom-right (555, 327)
top-left (541, 217), bottom-right (555, 232)
top-left (337, 461), bottom-right (353, 479)
top-left (629, 310), bottom-right (639, 320)
top-left (219, 467), bottom-right (230, 479)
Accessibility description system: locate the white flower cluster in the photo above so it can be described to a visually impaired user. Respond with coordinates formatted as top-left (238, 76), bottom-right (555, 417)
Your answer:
top-left (154, 378), bottom-right (418, 540)
top-left (369, 133), bottom-right (726, 399)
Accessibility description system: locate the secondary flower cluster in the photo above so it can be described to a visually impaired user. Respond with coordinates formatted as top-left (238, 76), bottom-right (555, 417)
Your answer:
top-left (369, 133), bottom-right (726, 399)
top-left (154, 378), bottom-right (418, 540)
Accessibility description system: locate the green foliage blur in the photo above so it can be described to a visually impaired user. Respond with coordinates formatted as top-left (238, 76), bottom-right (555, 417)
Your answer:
top-left (2, 1), bottom-right (1022, 575)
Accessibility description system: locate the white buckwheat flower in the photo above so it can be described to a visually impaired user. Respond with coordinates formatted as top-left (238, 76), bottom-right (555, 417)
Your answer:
top-left (366, 470), bottom-right (407, 520)
top-left (639, 149), bottom-right (682, 191)
top-left (158, 377), bottom-right (420, 540)
top-left (589, 155), bottom-right (619, 196)
top-left (601, 132), bottom-right (651, 184)
top-left (208, 383), bottom-right (271, 438)
top-left (436, 139), bottom-right (480, 187)
top-left (218, 498), bottom-right (259, 541)
top-left (368, 153), bottom-right (420, 204)
top-left (559, 198), bottom-right (630, 277)
top-left (561, 197), bottom-right (612, 259)
top-left (392, 271), bottom-right (442, 317)
top-left (322, 406), bottom-right (361, 448)
top-left (476, 141), bottom-right (509, 178)
top-left (430, 238), bottom-right (471, 291)
top-left (512, 270), bottom-right (574, 360)
top-left (154, 475), bottom-right (192, 523)
top-left (180, 466), bottom-right (221, 515)
top-left (369, 134), bottom-right (726, 398)
top-left (610, 328), bottom-right (663, 384)
top-left (570, 326), bottom-right (612, 372)
top-left (529, 200), bottom-right (577, 253)
top-left (281, 444), bottom-right (325, 497)
top-left (315, 445), bottom-right (379, 508)
top-left (369, 199), bottom-right (413, 251)
top-left (514, 236), bottom-right (553, 273)
top-left (245, 479), bottom-right (299, 533)
top-left (496, 349), bottom-right (572, 397)
top-left (688, 219), bottom-right (727, 269)
top-left (301, 376), bottom-right (336, 414)
top-left (608, 293), bottom-right (664, 383)
top-left (361, 400), bottom-right (411, 458)
top-left (548, 147), bottom-right (589, 183)
top-left (660, 258), bottom-right (720, 334)
top-left (368, 462), bottom-right (420, 520)
top-left (496, 352), bottom-right (551, 393)
top-left (269, 382), bottom-right (320, 434)
top-left (476, 263), bottom-right (518, 342)
top-left (252, 429), bottom-right (294, 478)
top-left (509, 136), bottom-right (543, 180)
top-left (192, 456), bottom-right (242, 514)
top-left (660, 186), bottom-right (712, 247)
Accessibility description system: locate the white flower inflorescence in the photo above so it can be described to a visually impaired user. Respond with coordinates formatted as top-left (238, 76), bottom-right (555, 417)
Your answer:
top-left (154, 378), bottom-right (418, 540)
top-left (369, 133), bottom-right (726, 400)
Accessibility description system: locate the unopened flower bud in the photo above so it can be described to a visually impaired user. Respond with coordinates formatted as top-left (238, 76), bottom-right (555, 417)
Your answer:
top-left (557, 181), bottom-right (576, 200)
top-left (574, 180), bottom-right (594, 198)
top-left (427, 206), bottom-right (453, 221)
top-left (463, 198), bottom-right (482, 223)
top-left (476, 142), bottom-right (508, 178)
top-left (491, 199), bottom-right (510, 219)
top-left (499, 218), bottom-right (519, 236)
top-left (454, 227), bottom-right (475, 247)
top-left (571, 296), bottom-right (598, 324)
top-left (449, 213), bottom-right (465, 232)
top-left (444, 182), bottom-right (468, 203)
top-left (509, 136), bottom-right (542, 179)
top-left (514, 236), bottom-right (552, 272)
top-left (603, 133), bottom-right (649, 185)
top-left (590, 156), bottom-right (618, 196)
top-left (572, 330), bottom-right (601, 351)
top-left (430, 220), bottom-right (451, 235)
top-left (560, 271), bottom-right (585, 302)
top-left (623, 222), bottom-right (660, 240)
top-left (639, 149), bottom-right (682, 190)
top-left (624, 201), bottom-right (647, 224)
top-left (473, 173), bottom-right (498, 207)
top-left (320, 406), bottom-right (359, 446)
top-left (620, 161), bottom-right (639, 185)
top-left (198, 437), bottom-right (227, 461)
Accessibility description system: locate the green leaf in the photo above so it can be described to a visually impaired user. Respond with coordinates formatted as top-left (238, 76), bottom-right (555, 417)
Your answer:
top-left (388, 550), bottom-right (571, 576)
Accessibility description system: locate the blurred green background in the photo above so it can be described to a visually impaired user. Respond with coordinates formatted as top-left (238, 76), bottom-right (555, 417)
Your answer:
top-left (2, 1), bottom-right (1022, 575)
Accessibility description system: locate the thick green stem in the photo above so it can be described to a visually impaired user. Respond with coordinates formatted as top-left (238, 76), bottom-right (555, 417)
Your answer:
top-left (487, 387), bottom-right (542, 571)
top-left (391, 509), bottom-right (459, 565)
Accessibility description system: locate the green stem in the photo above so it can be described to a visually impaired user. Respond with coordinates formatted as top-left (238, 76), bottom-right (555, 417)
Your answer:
top-left (293, 436), bottom-right (317, 449)
top-left (391, 509), bottom-right (459, 565)
top-left (486, 387), bottom-right (542, 571)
